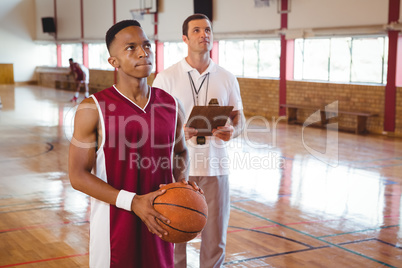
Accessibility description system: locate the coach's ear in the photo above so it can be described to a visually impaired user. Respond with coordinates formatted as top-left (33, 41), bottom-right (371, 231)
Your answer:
top-left (182, 35), bottom-right (189, 45)
top-left (108, 56), bottom-right (120, 69)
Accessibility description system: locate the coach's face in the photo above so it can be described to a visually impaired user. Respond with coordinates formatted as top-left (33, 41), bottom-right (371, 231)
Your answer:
top-left (183, 19), bottom-right (213, 53)
top-left (108, 26), bottom-right (154, 78)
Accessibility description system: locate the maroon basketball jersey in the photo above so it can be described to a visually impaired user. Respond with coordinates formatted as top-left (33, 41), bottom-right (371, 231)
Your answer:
top-left (90, 86), bottom-right (177, 267)
top-left (70, 62), bottom-right (84, 81)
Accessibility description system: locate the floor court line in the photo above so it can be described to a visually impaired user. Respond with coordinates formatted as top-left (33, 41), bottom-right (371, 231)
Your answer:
top-left (339, 156), bottom-right (402, 164)
top-left (0, 204), bottom-right (63, 214)
top-left (0, 253), bottom-right (89, 268)
top-left (228, 218), bottom-right (348, 234)
top-left (231, 205), bottom-right (397, 268)
top-left (0, 142), bottom-right (54, 162)
top-left (224, 238), bottom-right (400, 265)
top-left (375, 239), bottom-right (402, 249)
top-left (318, 225), bottom-right (400, 238)
top-left (229, 225), bottom-right (314, 248)
top-left (224, 246), bottom-right (330, 265)
top-left (338, 238), bottom-right (402, 250)
top-left (0, 199), bottom-right (63, 209)
top-left (338, 238), bottom-right (377, 246)
top-left (0, 220), bottom-right (89, 233)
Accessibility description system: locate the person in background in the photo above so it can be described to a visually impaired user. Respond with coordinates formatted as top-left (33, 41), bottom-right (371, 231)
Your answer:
top-left (152, 13), bottom-right (245, 268)
top-left (69, 58), bottom-right (89, 102)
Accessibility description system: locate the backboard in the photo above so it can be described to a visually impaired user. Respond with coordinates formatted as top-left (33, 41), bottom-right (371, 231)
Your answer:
top-left (131, 0), bottom-right (158, 14)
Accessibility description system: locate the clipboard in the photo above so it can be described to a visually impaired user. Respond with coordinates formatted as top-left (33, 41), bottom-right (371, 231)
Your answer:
top-left (186, 105), bottom-right (234, 136)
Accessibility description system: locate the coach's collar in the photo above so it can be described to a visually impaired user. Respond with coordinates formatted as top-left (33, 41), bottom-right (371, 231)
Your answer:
top-left (181, 58), bottom-right (216, 76)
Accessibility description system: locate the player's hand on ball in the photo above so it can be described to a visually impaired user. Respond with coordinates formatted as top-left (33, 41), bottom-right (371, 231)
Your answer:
top-left (212, 125), bottom-right (234, 141)
top-left (153, 182), bottom-right (208, 243)
top-left (131, 190), bottom-right (170, 238)
top-left (179, 179), bottom-right (204, 195)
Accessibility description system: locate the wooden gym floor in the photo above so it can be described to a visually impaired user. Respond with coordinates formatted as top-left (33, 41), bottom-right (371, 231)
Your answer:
top-left (0, 85), bottom-right (401, 267)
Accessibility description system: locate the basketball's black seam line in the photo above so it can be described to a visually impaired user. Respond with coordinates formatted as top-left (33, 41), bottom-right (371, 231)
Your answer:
top-left (153, 202), bottom-right (207, 218)
top-left (164, 187), bottom-right (202, 195)
top-left (151, 186), bottom-right (205, 205)
top-left (157, 220), bottom-right (202, 234)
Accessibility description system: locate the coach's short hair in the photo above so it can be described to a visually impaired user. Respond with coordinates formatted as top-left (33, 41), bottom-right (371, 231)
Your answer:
top-left (106, 20), bottom-right (142, 51)
top-left (182, 14), bottom-right (212, 37)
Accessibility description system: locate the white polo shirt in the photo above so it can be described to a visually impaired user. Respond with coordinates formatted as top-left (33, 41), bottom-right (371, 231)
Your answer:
top-left (153, 58), bottom-right (243, 176)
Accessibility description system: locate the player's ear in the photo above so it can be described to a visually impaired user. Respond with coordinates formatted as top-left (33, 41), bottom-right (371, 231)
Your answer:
top-left (182, 35), bottom-right (189, 44)
top-left (108, 56), bottom-right (119, 69)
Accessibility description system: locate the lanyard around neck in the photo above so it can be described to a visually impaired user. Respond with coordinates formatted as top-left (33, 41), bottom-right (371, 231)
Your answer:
top-left (188, 72), bottom-right (210, 106)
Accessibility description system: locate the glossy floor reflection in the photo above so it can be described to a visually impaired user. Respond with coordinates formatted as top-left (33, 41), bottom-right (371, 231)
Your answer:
top-left (0, 85), bottom-right (401, 267)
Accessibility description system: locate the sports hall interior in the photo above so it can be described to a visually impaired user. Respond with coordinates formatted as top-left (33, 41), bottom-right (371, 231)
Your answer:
top-left (0, 0), bottom-right (401, 267)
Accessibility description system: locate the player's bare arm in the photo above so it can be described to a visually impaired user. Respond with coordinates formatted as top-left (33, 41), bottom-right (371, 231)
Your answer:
top-left (173, 99), bottom-right (189, 182)
top-left (69, 98), bottom-right (170, 238)
top-left (69, 98), bottom-right (120, 205)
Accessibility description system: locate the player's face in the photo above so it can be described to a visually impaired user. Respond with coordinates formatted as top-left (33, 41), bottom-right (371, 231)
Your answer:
top-left (183, 19), bottom-right (213, 53)
top-left (108, 26), bottom-right (154, 79)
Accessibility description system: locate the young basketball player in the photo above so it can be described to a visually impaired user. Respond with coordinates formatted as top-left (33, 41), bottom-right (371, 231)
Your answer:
top-left (68, 20), bottom-right (197, 267)
top-left (68, 58), bottom-right (89, 102)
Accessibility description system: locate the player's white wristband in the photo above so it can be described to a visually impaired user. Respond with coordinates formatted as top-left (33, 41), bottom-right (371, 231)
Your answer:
top-left (115, 190), bottom-right (136, 211)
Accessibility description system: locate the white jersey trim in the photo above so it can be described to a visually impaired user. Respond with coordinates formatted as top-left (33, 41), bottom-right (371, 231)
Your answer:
top-left (89, 95), bottom-right (111, 267)
top-left (90, 95), bottom-right (106, 153)
top-left (112, 84), bottom-right (151, 113)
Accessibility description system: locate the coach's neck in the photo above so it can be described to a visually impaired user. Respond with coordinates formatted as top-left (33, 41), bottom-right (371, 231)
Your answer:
top-left (185, 53), bottom-right (210, 75)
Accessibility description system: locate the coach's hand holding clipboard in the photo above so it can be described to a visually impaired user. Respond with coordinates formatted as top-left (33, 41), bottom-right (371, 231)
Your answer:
top-left (185, 99), bottom-right (234, 145)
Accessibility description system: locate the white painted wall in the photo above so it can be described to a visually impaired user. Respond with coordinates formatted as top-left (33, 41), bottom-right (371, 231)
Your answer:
top-left (35, 0), bottom-right (54, 41)
top-left (57, 0), bottom-right (80, 40)
top-left (213, 0), bottom-right (280, 38)
top-left (289, 0), bottom-right (388, 29)
top-left (0, 0), bottom-right (38, 82)
top-left (157, 0), bottom-right (193, 41)
top-left (30, 0), bottom-right (394, 41)
top-left (84, 0), bottom-right (113, 40)
top-left (0, 0), bottom-right (398, 82)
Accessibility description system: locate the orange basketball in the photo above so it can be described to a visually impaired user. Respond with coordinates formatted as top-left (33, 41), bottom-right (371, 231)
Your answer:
top-left (153, 182), bottom-right (208, 243)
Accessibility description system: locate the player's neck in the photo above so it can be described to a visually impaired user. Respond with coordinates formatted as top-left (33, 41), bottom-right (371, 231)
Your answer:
top-left (115, 78), bottom-right (150, 108)
top-left (185, 53), bottom-right (210, 74)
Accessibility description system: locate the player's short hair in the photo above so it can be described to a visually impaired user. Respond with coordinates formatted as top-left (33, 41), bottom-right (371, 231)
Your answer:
top-left (106, 20), bottom-right (142, 51)
top-left (182, 14), bottom-right (212, 37)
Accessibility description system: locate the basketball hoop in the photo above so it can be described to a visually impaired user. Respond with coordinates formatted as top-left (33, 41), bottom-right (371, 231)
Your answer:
top-left (130, 8), bottom-right (154, 21)
top-left (129, 0), bottom-right (157, 20)
top-left (130, 9), bottom-right (145, 21)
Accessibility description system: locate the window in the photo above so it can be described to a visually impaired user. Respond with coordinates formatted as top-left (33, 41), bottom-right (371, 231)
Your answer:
top-left (304, 39), bottom-right (330, 81)
top-left (351, 37), bottom-right (387, 84)
top-left (35, 43), bottom-right (57, 67)
top-left (219, 39), bottom-right (280, 78)
top-left (163, 42), bottom-right (187, 69)
top-left (61, 43), bottom-right (82, 67)
top-left (329, 38), bottom-right (351, 82)
top-left (259, 40), bottom-right (281, 78)
top-left (294, 36), bottom-right (388, 84)
top-left (220, 40), bottom-right (244, 76)
top-left (88, 43), bottom-right (114, 70)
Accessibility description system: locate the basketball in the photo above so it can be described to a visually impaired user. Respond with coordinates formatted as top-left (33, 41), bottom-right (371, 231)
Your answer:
top-left (153, 182), bottom-right (208, 243)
